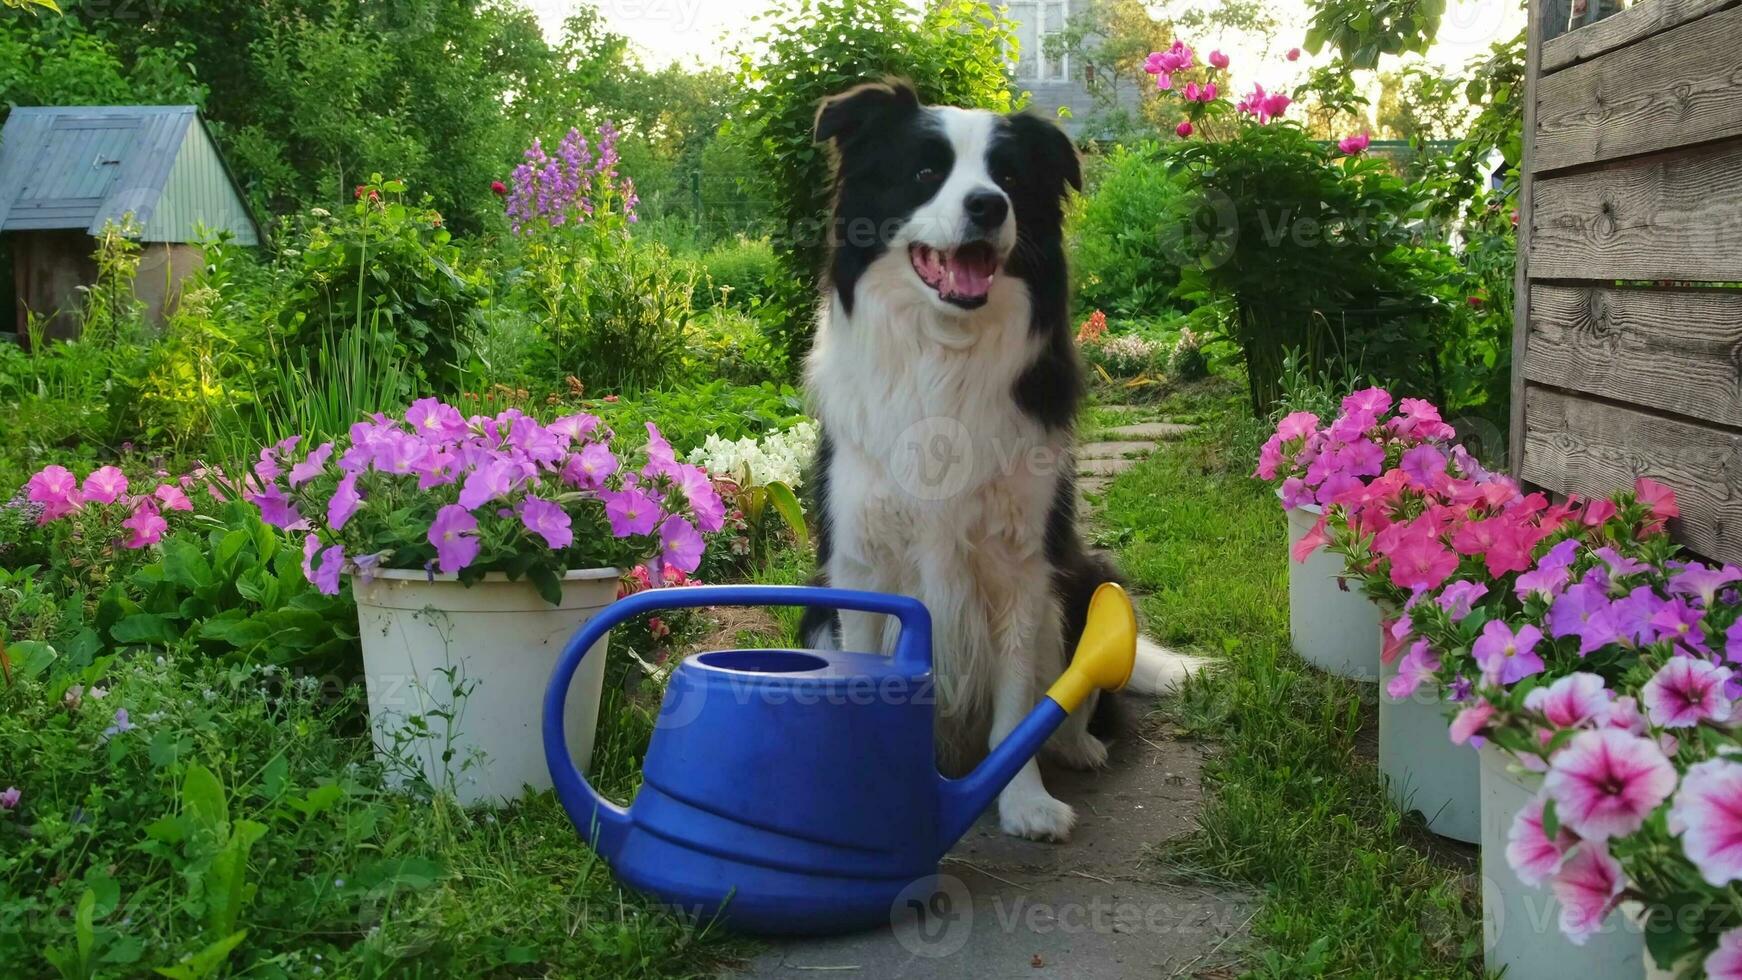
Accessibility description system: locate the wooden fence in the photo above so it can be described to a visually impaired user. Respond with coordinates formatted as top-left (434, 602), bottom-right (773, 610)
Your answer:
top-left (1512, 0), bottom-right (1742, 564)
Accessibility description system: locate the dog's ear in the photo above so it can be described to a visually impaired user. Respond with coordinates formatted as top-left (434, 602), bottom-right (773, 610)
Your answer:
top-left (1007, 113), bottom-right (1083, 197)
top-left (814, 79), bottom-right (921, 147)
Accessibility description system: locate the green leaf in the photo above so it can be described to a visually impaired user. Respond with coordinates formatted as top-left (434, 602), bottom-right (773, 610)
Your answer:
top-left (153, 929), bottom-right (248, 980)
top-left (1540, 798), bottom-right (1560, 839)
top-left (6, 640), bottom-right (58, 680)
top-left (527, 564), bottom-right (564, 607)
top-left (288, 783), bottom-right (344, 818)
top-left (764, 481), bottom-right (810, 550)
top-left (181, 764), bottom-right (228, 836)
top-left (110, 615), bottom-right (181, 646)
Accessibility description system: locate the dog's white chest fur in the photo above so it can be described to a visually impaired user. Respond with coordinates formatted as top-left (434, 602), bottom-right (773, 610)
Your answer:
top-left (807, 256), bottom-right (1067, 768)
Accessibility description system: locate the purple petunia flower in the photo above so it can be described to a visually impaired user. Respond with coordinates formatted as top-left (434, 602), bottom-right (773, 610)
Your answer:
top-left (1669, 564), bottom-right (1742, 609)
top-left (0, 787), bottom-right (19, 811)
top-left (102, 708), bottom-right (135, 740)
top-left (328, 472), bottom-right (363, 531)
top-left (428, 505), bottom-right (481, 574)
top-left (518, 496), bottom-right (574, 550)
top-left (1474, 620), bottom-right (1546, 686)
top-left (289, 442), bottom-right (334, 488)
top-left (603, 487), bottom-right (661, 537)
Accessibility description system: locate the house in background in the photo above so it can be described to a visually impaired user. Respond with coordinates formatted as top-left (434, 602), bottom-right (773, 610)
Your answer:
top-left (0, 106), bottom-right (260, 345)
top-left (1005, 0), bottom-right (1146, 138)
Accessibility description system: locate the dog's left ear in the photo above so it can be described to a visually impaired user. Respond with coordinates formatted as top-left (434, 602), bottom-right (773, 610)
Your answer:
top-left (1007, 113), bottom-right (1083, 197)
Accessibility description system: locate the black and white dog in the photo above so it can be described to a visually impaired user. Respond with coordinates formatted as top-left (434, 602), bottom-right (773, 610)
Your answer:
top-left (799, 81), bottom-right (1195, 842)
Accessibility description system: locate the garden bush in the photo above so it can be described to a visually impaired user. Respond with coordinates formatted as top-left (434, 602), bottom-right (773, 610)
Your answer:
top-left (694, 237), bottom-right (779, 311)
top-left (1071, 143), bottom-right (1193, 319)
top-left (278, 177), bottom-right (488, 397)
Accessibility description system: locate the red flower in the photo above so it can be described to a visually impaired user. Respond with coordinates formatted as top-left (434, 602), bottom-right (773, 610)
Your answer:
top-left (491, 180), bottom-right (508, 196)
top-left (1467, 296), bottom-right (1485, 308)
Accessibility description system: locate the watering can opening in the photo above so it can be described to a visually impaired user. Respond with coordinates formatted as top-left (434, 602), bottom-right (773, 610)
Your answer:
top-left (695, 649), bottom-right (831, 673)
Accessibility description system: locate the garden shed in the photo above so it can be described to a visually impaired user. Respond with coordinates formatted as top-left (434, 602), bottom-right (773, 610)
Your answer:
top-left (0, 105), bottom-right (261, 343)
top-left (1511, 0), bottom-right (1742, 566)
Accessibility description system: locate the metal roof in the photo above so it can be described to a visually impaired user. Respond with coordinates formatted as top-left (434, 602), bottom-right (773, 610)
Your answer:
top-left (0, 106), bottom-right (261, 245)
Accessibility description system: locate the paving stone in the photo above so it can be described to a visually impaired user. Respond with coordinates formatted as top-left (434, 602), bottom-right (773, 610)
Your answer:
top-left (724, 704), bottom-right (1252, 979)
top-left (1077, 441), bottom-right (1155, 461)
top-left (1106, 422), bottom-right (1196, 441)
top-left (1078, 457), bottom-right (1136, 478)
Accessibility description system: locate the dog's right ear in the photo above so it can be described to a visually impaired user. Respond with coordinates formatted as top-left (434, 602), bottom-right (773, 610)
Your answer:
top-left (814, 80), bottom-right (921, 147)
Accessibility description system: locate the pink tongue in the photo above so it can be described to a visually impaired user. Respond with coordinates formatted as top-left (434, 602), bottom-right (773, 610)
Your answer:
top-left (942, 254), bottom-right (993, 300)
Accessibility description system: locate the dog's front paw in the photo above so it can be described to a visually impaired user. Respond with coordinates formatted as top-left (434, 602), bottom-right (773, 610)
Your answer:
top-left (998, 790), bottom-right (1076, 842)
top-left (1045, 732), bottom-right (1110, 771)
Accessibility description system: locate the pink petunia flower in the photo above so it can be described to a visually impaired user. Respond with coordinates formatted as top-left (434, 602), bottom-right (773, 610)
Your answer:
top-left (153, 484), bottom-right (194, 513)
top-left (1551, 842), bottom-right (1625, 944)
top-left (1635, 477), bottom-right (1679, 521)
top-left (1387, 640), bottom-right (1440, 700)
top-left (81, 466), bottom-right (129, 504)
top-left (1388, 532), bottom-right (1458, 591)
top-left (1277, 411), bottom-right (1319, 441)
top-left (1706, 927), bottom-right (1742, 980)
top-left (1523, 672), bottom-right (1612, 729)
top-left (548, 413), bottom-right (601, 443)
top-left (328, 472), bottom-right (363, 531)
top-left (519, 496), bottom-right (574, 550)
top-left (1473, 620), bottom-right (1546, 686)
top-left (121, 502), bottom-right (168, 549)
top-left (1671, 758), bottom-right (1742, 886)
top-left (659, 515), bottom-right (705, 574)
top-left (1449, 699), bottom-right (1496, 745)
top-left (1544, 728), bottom-right (1677, 841)
top-left (1642, 656), bottom-right (1732, 728)
top-left (1507, 793), bottom-right (1576, 886)
top-left (26, 465), bottom-right (83, 522)
top-left (289, 442), bottom-right (335, 488)
top-left (458, 457), bottom-right (523, 510)
top-left (603, 487), bottom-right (662, 538)
top-left (428, 505), bottom-right (481, 574)
top-left (676, 464), bottom-right (726, 534)
top-left (1436, 580), bottom-right (1489, 622)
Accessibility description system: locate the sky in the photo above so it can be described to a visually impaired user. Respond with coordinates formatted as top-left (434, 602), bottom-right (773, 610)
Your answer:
top-left (526, 0), bottom-right (1524, 89)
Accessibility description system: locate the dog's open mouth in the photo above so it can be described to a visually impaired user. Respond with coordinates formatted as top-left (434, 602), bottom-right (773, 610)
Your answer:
top-left (910, 242), bottom-right (1000, 307)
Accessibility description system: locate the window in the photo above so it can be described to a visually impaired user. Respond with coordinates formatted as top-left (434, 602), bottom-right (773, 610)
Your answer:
top-left (1007, 1), bottom-right (1070, 83)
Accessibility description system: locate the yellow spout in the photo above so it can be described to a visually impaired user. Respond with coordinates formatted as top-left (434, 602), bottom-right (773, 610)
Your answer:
top-left (1044, 583), bottom-right (1138, 713)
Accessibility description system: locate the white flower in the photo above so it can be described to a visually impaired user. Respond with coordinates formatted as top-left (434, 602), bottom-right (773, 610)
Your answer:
top-left (687, 420), bottom-right (819, 490)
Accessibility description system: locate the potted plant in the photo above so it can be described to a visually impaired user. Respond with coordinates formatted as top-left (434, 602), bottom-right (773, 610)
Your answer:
top-left (254, 399), bottom-right (725, 805)
top-left (1399, 479), bottom-right (1741, 977)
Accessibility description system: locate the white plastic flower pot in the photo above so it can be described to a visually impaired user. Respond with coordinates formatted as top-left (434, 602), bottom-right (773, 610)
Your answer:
top-left (1378, 648), bottom-right (1480, 842)
top-left (353, 568), bottom-right (619, 806)
top-left (1480, 746), bottom-right (1646, 978)
top-left (1284, 502), bottom-right (1381, 681)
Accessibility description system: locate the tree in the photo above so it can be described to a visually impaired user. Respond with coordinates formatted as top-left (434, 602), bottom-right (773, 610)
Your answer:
top-left (731, 0), bottom-right (1019, 371)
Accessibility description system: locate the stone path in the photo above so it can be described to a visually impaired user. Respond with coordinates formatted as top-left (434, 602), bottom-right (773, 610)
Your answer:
top-left (723, 409), bottom-right (1252, 979)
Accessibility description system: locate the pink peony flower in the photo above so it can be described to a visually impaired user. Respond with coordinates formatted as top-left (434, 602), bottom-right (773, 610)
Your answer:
top-left (1474, 620), bottom-right (1546, 686)
top-left (1507, 793), bottom-right (1576, 886)
top-left (1208, 49), bottom-right (1229, 69)
top-left (519, 496), bottom-right (574, 550)
top-left (1291, 515), bottom-right (1330, 563)
top-left (428, 505), bottom-right (481, 574)
top-left (26, 465), bottom-right (83, 521)
top-left (1551, 842), bottom-right (1625, 944)
top-left (1524, 673), bottom-right (1613, 730)
top-left (1642, 656), bottom-right (1732, 728)
top-left (121, 502), bottom-right (168, 549)
top-left (1545, 728), bottom-right (1677, 841)
top-left (81, 466), bottom-right (128, 504)
top-left (1449, 699), bottom-right (1495, 745)
top-left (1286, 46), bottom-right (1301, 61)
top-left (1337, 132), bottom-right (1371, 155)
top-left (1175, 120), bottom-right (1194, 138)
top-left (1671, 757), bottom-right (1742, 886)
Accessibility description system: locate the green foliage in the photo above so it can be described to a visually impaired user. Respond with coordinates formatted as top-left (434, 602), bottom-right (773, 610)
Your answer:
top-left (278, 178), bottom-right (487, 396)
top-left (567, 233), bottom-right (697, 393)
top-left (1160, 125), bottom-right (1458, 414)
top-left (694, 237), bottom-right (780, 311)
top-left (104, 505), bottom-right (356, 673)
top-left (732, 0), bottom-right (1021, 371)
top-left (595, 380), bottom-right (808, 452)
top-left (1304, 0), bottom-right (1450, 68)
top-left (689, 307), bottom-right (786, 386)
top-left (1071, 143), bottom-right (1192, 318)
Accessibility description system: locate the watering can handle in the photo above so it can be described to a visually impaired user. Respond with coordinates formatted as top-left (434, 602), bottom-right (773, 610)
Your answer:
top-left (543, 585), bottom-right (934, 855)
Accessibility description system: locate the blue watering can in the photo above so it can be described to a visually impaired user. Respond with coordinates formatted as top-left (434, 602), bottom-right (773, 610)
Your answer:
top-left (543, 582), bottom-right (1137, 935)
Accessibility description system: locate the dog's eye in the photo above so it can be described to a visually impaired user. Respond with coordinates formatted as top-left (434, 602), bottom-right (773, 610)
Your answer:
top-left (915, 167), bottom-right (944, 185)
top-left (995, 171), bottom-right (1018, 188)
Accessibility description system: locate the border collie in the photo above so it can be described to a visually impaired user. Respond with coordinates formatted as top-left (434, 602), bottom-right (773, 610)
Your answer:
top-left (799, 81), bottom-right (1195, 842)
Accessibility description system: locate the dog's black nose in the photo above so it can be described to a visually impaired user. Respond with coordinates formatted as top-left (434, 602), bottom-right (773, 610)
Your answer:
top-left (964, 190), bottom-right (1009, 230)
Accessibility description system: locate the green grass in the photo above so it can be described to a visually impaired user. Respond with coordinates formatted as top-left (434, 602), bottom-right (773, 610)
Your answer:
top-left (1098, 387), bottom-right (1483, 978)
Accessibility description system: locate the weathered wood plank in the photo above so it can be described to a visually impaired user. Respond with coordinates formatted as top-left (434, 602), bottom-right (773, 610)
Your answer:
top-left (1525, 285), bottom-right (1742, 427)
top-left (1544, 0), bottom-right (1739, 73)
top-left (1529, 139), bottom-right (1742, 281)
top-left (1535, 3), bottom-right (1742, 172)
top-left (1522, 387), bottom-right (1742, 563)
top-left (1513, 0), bottom-right (1553, 479)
